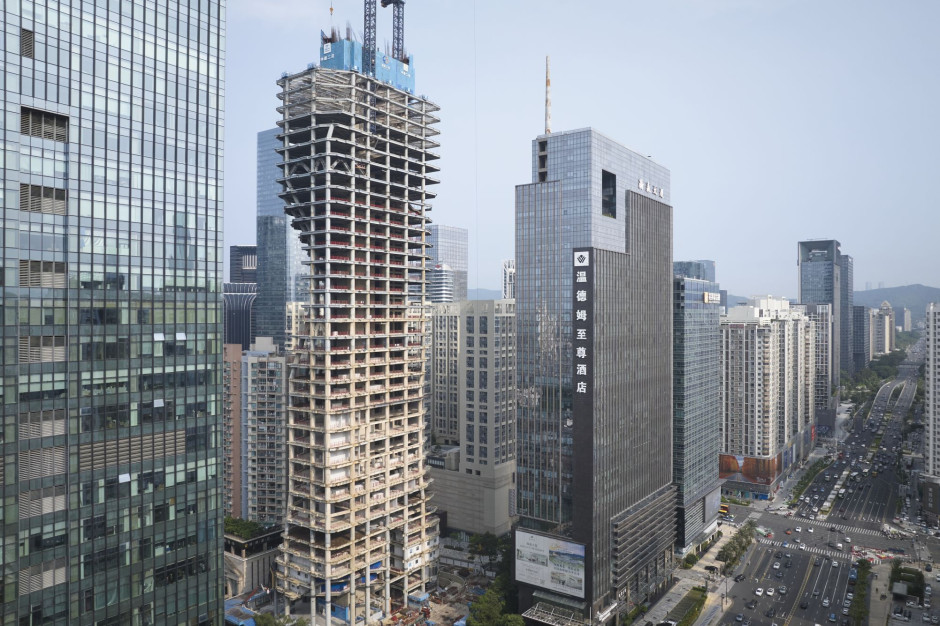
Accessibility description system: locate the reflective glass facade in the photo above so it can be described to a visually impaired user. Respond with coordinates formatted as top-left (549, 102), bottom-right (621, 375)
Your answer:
top-left (515, 128), bottom-right (675, 618)
top-left (672, 273), bottom-right (721, 552)
top-left (256, 127), bottom-right (304, 348)
top-left (798, 239), bottom-right (853, 388)
top-left (427, 224), bottom-right (467, 301)
top-left (0, 0), bottom-right (224, 623)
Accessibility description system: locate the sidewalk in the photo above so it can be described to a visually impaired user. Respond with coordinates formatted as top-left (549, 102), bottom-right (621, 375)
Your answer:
top-left (642, 531), bottom-right (738, 625)
top-left (869, 561), bottom-right (893, 625)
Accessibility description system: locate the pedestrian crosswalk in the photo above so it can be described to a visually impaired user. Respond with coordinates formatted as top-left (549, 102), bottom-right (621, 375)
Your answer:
top-left (756, 537), bottom-right (846, 559)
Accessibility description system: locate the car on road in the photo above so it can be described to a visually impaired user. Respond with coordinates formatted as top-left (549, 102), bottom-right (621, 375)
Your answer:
top-left (808, 527), bottom-right (814, 533)
top-left (755, 588), bottom-right (764, 596)
top-left (779, 586), bottom-right (787, 595)
top-left (829, 612), bottom-right (837, 622)
top-left (795, 526), bottom-right (801, 532)
top-left (800, 600), bottom-right (809, 609)
top-left (823, 597), bottom-right (831, 607)
top-left (815, 557), bottom-right (822, 566)
top-left (735, 574), bottom-right (746, 582)
top-left (745, 600), bottom-right (757, 609)
top-left (735, 614), bottom-right (743, 622)
top-left (766, 588), bottom-right (775, 597)
top-left (773, 562), bottom-right (781, 569)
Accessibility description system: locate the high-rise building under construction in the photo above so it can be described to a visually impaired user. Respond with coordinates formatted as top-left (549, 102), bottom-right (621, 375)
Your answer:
top-left (273, 18), bottom-right (441, 624)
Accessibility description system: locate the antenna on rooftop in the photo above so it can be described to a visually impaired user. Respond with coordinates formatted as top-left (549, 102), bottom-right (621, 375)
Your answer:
top-left (545, 56), bottom-right (552, 134)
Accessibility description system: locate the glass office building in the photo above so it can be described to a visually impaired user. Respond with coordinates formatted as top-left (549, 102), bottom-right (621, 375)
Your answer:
top-left (427, 224), bottom-right (467, 301)
top-left (515, 128), bottom-right (675, 622)
top-left (672, 265), bottom-right (722, 554)
top-left (256, 127), bottom-right (304, 348)
top-left (798, 239), bottom-right (853, 387)
top-left (1, 1), bottom-right (224, 623)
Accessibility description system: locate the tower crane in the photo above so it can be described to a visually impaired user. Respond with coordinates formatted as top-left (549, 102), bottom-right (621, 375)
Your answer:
top-left (362, 0), bottom-right (406, 76)
top-left (380, 0), bottom-right (405, 62)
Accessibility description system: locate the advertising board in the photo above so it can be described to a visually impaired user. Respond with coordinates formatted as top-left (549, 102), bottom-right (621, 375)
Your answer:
top-left (515, 530), bottom-right (585, 599)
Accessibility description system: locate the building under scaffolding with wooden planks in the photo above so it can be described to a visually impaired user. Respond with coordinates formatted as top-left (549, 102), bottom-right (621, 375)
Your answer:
top-left (273, 25), bottom-right (441, 626)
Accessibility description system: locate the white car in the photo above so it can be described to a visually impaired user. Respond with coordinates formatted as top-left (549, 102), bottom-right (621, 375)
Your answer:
top-left (808, 527), bottom-right (814, 533)
top-left (766, 588), bottom-right (775, 597)
top-left (773, 562), bottom-right (781, 570)
top-left (799, 543), bottom-right (806, 550)
top-left (796, 526), bottom-right (802, 532)
top-left (755, 588), bottom-right (764, 596)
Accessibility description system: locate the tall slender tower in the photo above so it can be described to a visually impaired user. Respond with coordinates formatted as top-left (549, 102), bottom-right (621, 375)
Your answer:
top-left (1, 1), bottom-right (225, 623)
top-left (515, 128), bottom-right (675, 622)
top-left (257, 128), bottom-right (305, 348)
top-left (924, 305), bottom-right (940, 523)
top-left (274, 27), bottom-right (440, 624)
top-left (672, 262), bottom-right (722, 555)
top-left (798, 239), bottom-right (851, 428)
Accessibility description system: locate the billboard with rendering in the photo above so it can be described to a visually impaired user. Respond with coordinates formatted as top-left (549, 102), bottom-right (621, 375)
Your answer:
top-left (515, 530), bottom-right (585, 599)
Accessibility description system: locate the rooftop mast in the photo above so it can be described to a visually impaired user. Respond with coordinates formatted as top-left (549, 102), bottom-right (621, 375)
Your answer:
top-left (545, 56), bottom-right (552, 134)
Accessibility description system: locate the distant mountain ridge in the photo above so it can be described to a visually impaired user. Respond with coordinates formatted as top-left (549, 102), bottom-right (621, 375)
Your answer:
top-left (853, 284), bottom-right (940, 321)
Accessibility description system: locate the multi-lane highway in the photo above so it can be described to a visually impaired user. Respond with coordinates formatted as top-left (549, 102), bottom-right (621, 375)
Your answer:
top-left (722, 542), bottom-right (859, 625)
top-left (715, 340), bottom-right (927, 625)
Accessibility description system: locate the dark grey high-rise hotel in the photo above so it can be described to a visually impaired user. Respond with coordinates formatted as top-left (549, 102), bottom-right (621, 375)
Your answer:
top-left (515, 128), bottom-right (675, 623)
top-left (1, 0), bottom-right (224, 623)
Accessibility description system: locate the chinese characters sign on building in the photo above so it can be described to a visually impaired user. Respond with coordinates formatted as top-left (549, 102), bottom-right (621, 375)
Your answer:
top-left (572, 249), bottom-right (593, 404)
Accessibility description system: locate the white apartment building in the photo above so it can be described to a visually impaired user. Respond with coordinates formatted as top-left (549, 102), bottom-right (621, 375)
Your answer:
top-left (870, 302), bottom-right (896, 356)
top-left (924, 305), bottom-right (940, 521)
top-left (719, 297), bottom-right (816, 499)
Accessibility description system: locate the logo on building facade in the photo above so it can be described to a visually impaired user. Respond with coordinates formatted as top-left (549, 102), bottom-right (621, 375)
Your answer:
top-left (637, 178), bottom-right (665, 199)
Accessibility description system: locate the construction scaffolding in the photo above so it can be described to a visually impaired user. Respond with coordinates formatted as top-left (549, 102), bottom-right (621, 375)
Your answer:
top-left (273, 57), bottom-right (441, 625)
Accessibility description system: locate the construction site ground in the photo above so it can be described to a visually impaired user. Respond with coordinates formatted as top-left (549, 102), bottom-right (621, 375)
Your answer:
top-left (419, 565), bottom-right (492, 625)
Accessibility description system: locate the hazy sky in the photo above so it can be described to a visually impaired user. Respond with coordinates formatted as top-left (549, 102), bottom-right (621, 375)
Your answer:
top-left (225, 0), bottom-right (940, 297)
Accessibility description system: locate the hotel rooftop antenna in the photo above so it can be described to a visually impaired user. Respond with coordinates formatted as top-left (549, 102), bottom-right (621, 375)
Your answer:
top-left (545, 56), bottom-right (552, 134)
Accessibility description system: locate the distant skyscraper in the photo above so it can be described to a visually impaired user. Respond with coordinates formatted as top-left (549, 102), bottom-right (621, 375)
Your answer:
top-left (903, 308), bottom-right (913, 332)
top-left (871, 302), bottom-right (896, 355)
top-left (273, 29), bottom-right (440, 623)
top-left (674, 260), bottom-right (714, 282)
top-left (853, 304), bottom-right (871, 372)
top-left (428, 299), bottom-right (517, 536)
top-left (224, 282), bottom-right (258, 350)
top-left (840, 254), bottom-right (855, 374)
top-left (502, 259), bottom-right (516, 299)
top-left (428, 224), bottom-right (468, 300)
top-left (231, 244), bottom-right (258, 283)
top-left (720, 298), bottom-right (816, 499)
top-left (0, 2), bottom-right (225, 623)
top-left (924, 305), bottom-right (940, 523)
top-left (428, 263), bottom-right (456, 303)
top-left (798, 239), bottom-right (852, 388)
top-left (672, 268), bottom-right (722, 554)
top-left (516, 128), bottom-right (675, 621)
top-left (256, 128), bottom-right (304, 348)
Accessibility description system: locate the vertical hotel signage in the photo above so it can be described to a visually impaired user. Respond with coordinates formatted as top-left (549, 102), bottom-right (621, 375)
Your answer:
top-left (572, 248), bottom-right (594, 408)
